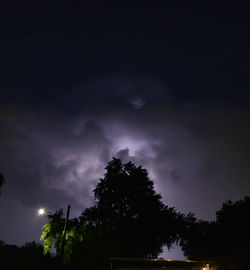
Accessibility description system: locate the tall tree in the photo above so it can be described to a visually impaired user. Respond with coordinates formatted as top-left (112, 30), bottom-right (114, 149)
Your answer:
top-left (81, 158), bottom-right (180, 259)
top-left (215, 197), bottom-right (250, 255)
top-left (41, 158), bottom-right (181, 265)
top-left (178, 213), bottom-right (217, 260)
top-left (179, 196), bottom-right (250, 264)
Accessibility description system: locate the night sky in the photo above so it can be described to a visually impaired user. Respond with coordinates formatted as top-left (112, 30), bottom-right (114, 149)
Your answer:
top-left (0, 3), bottom-right (249, 259)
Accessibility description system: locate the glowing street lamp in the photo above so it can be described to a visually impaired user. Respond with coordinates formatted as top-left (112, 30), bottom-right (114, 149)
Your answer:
top-left (38, 208), bottom-right (46, 216)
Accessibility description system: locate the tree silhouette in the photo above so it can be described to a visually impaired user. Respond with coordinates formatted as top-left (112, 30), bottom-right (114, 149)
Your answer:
top-left (81, 158), bottom-right (180, 259)
top-left (0, 240), bottom-right (54, 269)
top-left (215, 197), bottom-right (250, 256)
top-left (41, 158), bottom-right (181, 266)
top-left (178, 213), bottom-right (217, 260)
top-left (179, 196), bottom-right (250, 267)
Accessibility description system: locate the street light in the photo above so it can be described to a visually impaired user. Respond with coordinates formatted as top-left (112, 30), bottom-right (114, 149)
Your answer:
top-left (38, 208), bottom-right (46, 216)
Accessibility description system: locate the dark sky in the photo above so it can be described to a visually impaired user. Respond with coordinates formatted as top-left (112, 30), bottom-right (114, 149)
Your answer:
top-left (0, 3), bottom-right (249, 259)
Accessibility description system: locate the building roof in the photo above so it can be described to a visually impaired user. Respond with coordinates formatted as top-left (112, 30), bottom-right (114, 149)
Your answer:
top-left (110, 257), bottom-right (211, 268)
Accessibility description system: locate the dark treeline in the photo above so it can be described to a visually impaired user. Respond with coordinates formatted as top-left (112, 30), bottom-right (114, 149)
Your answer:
top-left (41, 158), bottom-right (183, 270)
top-left (179, 197), bottom-right (250, 269)
top-left (40, 159), bottom-right (250, 270)
top-left (1, 159), bottom-right (250, 270)
top-left (0, 241), bottom-right (57, 270)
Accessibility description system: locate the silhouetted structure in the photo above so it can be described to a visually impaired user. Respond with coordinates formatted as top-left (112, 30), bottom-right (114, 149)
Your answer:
top-left (110, 258), bottom-right (213, 270)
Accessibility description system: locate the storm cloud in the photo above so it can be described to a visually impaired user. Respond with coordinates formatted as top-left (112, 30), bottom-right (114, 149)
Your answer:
top-left (1, 76), bottom-right (250, 249)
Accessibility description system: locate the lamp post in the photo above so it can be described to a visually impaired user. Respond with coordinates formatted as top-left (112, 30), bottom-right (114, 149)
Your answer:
top-left (60, 204), bottom-right (71, 258)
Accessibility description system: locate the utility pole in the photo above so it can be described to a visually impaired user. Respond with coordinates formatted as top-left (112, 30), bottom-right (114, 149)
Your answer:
top-left (60, 204), bottom-right (71, 258)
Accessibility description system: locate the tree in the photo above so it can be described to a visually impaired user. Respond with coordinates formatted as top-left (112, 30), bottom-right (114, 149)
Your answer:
top-left (81, 158), bottom-right (180, 259)
top-left (215, 197), bottom-right (250, 255)
top-left (179, 196), bottom-right (250, 266)
top-left (40, 209), bottom-right (82, 264)
top-left (41, 158), bottom-right (181, 266)
top-left (0, 240), bottom-right (54, 269)
top-left (178, 213), bottom-right (217, 260)
top-left (40, 210), bottom-right (65, 255)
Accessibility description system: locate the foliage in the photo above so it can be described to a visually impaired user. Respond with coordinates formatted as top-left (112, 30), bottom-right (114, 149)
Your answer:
top-left (179, 213), bottom-right (217, 260)
top-left (80, 158), bottom-right (180, 258)
top-left (0, 240), bottom-right (55, 269)
top-left (39, 159), bottom-right (250, 269)
top-left (179, 196), bottom-right (250, 264)
top-left (40, 209), bottom-right (65, 254)
top-left (215, 197), bottom-right (250, 254)
top-left (40, 158), bottom-right (181, 266)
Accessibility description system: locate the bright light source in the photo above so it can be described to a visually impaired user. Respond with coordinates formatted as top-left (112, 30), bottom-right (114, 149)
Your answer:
top-left (38, 208), bottom-right (46, 216)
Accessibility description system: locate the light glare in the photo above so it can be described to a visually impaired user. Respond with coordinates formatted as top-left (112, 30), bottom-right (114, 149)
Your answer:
top-left (38, 208), bottom-right (45, 216)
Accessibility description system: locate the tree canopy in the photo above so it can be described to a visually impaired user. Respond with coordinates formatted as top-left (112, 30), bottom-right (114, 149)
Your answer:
top-left (179, 196), bottom-right (250, 263)
top-left (41, 158), bottom-right (181, 266)
top-left (0, 240), bottom-right (54, 269)
top-left (40, 159), bottom-right (250, 269)
top-left (81, 158), bottom-right (180, 258)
